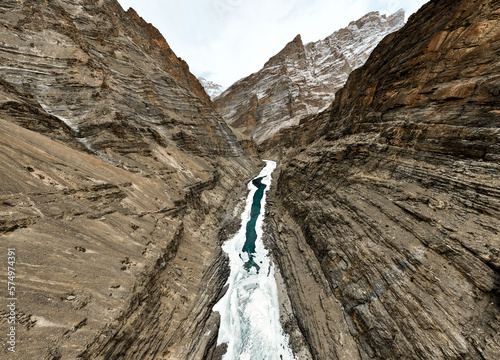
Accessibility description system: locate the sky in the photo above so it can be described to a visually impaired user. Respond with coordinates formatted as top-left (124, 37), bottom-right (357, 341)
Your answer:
top-left (116, 0), bottom-right (429, 88)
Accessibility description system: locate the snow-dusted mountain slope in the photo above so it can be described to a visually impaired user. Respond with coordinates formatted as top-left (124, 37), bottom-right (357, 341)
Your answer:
top-left (215, 10), bottom-right (405, 144)
top-left (198, 77), bottom-right (225, 100)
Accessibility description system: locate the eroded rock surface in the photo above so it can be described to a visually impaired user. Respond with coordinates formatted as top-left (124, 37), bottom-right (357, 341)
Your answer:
top-left (1, 0), bottom-right (499, 359)
top-left (0, 0), bottom-right (258, 359)
top-left (266, 0), bottom-right (500, 359)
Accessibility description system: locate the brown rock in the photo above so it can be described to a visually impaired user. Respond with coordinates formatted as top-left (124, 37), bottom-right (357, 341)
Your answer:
top-left (0, 0), bottom-right (259, 359)
top-left (268, 0), bottom-right (500, 359)
top-left (216, 10), bottom-right (405, 144)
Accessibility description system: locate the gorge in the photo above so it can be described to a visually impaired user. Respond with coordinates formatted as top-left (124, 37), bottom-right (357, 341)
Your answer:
top-left (1, 0), bottom-right (499, 359)
top-left (213, 160), bottom-right (298, 360)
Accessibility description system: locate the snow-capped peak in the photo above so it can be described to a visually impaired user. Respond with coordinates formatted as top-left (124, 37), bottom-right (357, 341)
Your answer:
top-left (214, 10), bottom-right (406, 144)
top-left (198, 77), bottom-right (225, 100)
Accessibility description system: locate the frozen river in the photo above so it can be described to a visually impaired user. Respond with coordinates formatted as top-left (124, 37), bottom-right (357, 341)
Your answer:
top-left (213, 160), bottom-right (296, 360)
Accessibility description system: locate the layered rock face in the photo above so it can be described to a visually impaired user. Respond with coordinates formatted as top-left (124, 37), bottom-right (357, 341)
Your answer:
top-left (215, 10), bottom-right (405, 144)
top-left (267, 0), bottom-right (500, 359)
top-left (0, 0), bottom-right (258, 359)
top-left (2, 0), bottom-right (500, 359)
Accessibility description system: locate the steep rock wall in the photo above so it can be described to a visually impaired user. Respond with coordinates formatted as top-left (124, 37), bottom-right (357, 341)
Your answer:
top-left (215, 10), bottom-right (405, 144)
top-left (0, 0), bottom-right (259, 359)
top-left (269, 0), bottom-right (500, 359)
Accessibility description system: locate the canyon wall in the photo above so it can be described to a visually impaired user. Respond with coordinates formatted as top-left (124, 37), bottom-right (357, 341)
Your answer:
top-left (0, 0), bottom-right (258, 358)
top-left (215, 10), bottom-right (405, 144)
top-left (267, 0), bottom-right (500, 358)
top-left (1, 0), bottom-right (499, 359)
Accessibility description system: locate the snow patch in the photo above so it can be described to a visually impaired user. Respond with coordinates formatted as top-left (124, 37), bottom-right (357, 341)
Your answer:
top-left (198, 77), bottom-right (225, 100)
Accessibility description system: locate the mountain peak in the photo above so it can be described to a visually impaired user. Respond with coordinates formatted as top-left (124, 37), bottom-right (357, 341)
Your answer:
top-left (264, 33), bottom-right (305, 68)
top-left (388, 8), bottom-right (405, 26)
top-left (348, 11), bottom-right (381, 29)
top-left (347, 9), bottom-right (405, 31)
top-left (198, 77), bottom-right (225, 100)
top-left (215, 9), bottom-right (405, 144)
top-left (291, 33), bottom-right (303, 45)
top-left (390, 8), bottom-right (405, 19)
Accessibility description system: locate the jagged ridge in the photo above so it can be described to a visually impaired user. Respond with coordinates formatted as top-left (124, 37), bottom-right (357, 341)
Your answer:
top-left (215, 10), bottom-right (405, 144)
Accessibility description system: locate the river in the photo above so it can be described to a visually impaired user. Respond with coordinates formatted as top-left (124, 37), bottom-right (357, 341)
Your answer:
top-left (213, 160), bottom-right (296, 360)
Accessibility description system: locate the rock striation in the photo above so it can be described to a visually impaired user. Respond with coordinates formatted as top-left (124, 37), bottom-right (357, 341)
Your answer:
top-left (266, 0), bottom-right (500, 359)
top-left (215, 10), bottom-right (405, 144)
top-left (0, 0), bottom-right (259, 359)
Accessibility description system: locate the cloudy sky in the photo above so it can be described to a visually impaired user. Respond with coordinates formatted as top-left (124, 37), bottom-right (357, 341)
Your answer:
top-left (117, 0), bottom-right (429, 88)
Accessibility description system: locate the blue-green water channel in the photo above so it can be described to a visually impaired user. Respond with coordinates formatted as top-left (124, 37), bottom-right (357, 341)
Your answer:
top-left (213, 160), bottom-right (296, 360)
top-left (242, 176), bottom-right (267, 273)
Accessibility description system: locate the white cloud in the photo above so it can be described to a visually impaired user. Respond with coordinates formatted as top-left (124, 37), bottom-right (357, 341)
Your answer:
top-left (117, 0), bottom-right (429, 87)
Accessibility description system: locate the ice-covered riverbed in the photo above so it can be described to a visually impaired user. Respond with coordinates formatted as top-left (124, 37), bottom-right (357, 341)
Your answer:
top-left (213, 160), bottom-right (296, 360)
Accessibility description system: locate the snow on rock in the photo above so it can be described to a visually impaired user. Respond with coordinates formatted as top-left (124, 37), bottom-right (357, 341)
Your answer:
top-left (198, 77), bottom-right (225, 100)
top-left (215, 10), bottom-right (405, 144)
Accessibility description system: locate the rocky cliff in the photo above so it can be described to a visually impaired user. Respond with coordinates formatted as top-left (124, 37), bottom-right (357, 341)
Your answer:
top-left (215, 10), bottom-right (405, 144)
top-left (0, 0), bottom-right (259, 359)
top-left (267, 0), bottom-right (500, 359)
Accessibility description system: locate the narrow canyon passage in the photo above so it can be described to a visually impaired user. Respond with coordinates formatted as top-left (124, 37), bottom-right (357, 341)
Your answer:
top-left (214, 160), bottom-right (296, 360)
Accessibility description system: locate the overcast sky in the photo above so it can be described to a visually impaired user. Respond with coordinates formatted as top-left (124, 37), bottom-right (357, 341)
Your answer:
top-left (117, 0), bottom-right (429, 87)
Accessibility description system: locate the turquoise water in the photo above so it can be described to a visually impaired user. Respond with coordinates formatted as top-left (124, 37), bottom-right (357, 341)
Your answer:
top-left (213, 160), bottom-right (296, 360)
top-left (242, 176), bottom-right (267, 273)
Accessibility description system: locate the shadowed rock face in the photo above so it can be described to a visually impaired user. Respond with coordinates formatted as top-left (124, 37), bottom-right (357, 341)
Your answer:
top-left (215, 10), bottom-right (405, 144)
top-left (0, 0), bottom-right (259, 359)
top-left (266, 0), bottom-right (500, 359)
